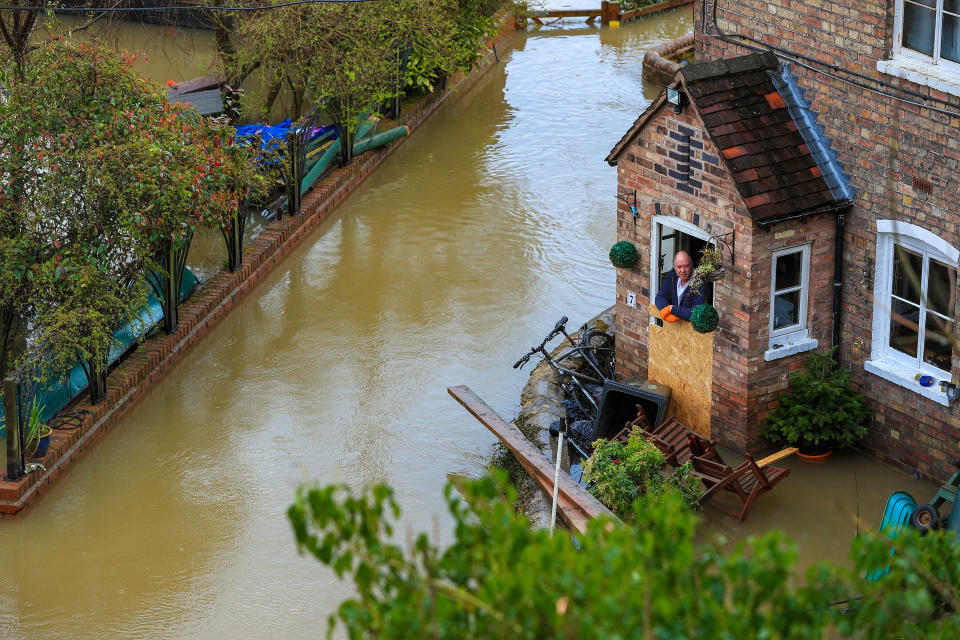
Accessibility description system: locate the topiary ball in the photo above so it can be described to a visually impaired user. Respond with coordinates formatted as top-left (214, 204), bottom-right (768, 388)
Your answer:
top-left (690, 303), bottom-right (719, 334)
top-left (609, 241), bottom-right (639, 268)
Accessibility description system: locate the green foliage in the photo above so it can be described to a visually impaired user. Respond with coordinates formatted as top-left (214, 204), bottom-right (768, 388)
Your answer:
top-left (220, 0), bottom-right (516, 123)
top-left (24, 396), bottom-right (50, 456)
top-left (290, 473), bottom-right (960, 639)
top-left (608, 240), bottom-right (639, 268)
top-left (619, 0), bottom-right (661, 10)
top-left (761, 347), bottom-right (870, 452)
top-left (837, 526), bottom-right (960, 639)
top-left (0, 41), bottom-right (263, 386)
top-left (403, 52), bottom-right (439, 94)
top-left (690, 303), bottom-right (719, 333)
top-left (582, 428), bottom-right (700, 516)
top-left (688, 244), bottom-right (722, 295)
top-left (292, 472), bottom-right (869, 639)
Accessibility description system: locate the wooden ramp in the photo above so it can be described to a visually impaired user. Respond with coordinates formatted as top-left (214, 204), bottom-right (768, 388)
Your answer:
top-left (448, 385), bottom-right (619, 534)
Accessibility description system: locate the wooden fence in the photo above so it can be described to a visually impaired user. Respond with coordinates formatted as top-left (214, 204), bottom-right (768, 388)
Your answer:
top-left (526, 0), bottom-right (692, 26)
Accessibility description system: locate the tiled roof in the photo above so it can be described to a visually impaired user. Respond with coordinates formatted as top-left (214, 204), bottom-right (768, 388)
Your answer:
top-left (607, 52), bottom-right (854, 225)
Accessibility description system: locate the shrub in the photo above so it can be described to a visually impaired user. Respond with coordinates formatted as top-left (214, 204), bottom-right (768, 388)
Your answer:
top-left (581, 427), bottom-right (700, 516)
top-left (761, 348), bottom-right (870, 453)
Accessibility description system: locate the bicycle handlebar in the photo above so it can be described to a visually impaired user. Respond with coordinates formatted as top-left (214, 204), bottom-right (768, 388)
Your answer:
top-left (513, 316), bottom-right (571, 369)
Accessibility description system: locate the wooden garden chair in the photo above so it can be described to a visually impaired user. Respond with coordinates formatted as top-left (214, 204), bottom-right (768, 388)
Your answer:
top-left (689, 449), bottom-right (796, 521)
top-left (612, 416), bottom-right (721, 468)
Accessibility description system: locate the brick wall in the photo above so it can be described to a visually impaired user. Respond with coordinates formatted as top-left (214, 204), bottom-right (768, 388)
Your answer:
top-left (614, 102), bottom-right (838, 452)
top-left (695, 1), bottom-right (960, 481)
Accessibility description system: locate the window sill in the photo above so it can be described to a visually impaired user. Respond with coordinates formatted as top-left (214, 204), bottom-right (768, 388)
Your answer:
top-left (864, 359), bottom-right (951, 407)
top-left (877, 57), bottom-right (960, 97)
top-left (764, 337), bottom-right (818, 361)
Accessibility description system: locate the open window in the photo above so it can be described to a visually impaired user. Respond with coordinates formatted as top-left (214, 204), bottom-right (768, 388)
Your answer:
top-left (650, 216), bottom-right (714, 326)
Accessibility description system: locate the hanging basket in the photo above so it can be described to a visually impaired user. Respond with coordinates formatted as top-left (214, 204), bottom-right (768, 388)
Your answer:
top-left (704, 267), bottom-right (726, 283)
top-left (609, 241), bottom-right (639, 269)
top-left (690, 303), bottom-right (719, 334)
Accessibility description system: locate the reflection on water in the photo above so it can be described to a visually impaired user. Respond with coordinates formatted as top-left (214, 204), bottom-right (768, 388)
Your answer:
top-left (0, 12), bottom-right (706, 638)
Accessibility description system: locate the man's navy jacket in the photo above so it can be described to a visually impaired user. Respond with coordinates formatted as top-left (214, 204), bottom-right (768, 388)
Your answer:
top-left (654, 269), bottom-right (709, 321)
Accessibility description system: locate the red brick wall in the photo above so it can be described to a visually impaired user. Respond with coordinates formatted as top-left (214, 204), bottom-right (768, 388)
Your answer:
top-left (695, 1), bottom-right (960, 481)
top-left (614, 102), bottom-right (838, 452)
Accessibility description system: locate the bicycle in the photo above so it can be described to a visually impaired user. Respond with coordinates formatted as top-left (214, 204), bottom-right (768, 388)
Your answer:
top-left (513, 315), bottom-right (615, 423)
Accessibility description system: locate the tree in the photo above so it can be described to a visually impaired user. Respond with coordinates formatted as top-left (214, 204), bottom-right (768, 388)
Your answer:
top-left (0, 40), bottom-right (261, 397)
top-left (290, 472), bottom-right (960, 639)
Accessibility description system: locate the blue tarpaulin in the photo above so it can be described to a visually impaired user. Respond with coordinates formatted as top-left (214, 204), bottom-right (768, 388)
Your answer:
top-left (234, 120), bottom-right (337, 153)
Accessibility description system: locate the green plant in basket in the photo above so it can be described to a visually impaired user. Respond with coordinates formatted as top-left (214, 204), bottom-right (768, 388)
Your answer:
top-left (581, 427), bottom-right (700, 517)
top-left (24, 397), bottom-right (51, 457)
top-left (761, 347), bottom-right (870, 454)
top-left (688, 245), bottom-right (723, 295)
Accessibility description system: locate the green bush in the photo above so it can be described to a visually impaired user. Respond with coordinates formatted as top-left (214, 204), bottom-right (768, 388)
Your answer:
top-left (581, 428), bottom-right (701, 516)
top-left (289, 472), bottom-right (960, 639)
top-left (761, 347), bottom-right (870, 452)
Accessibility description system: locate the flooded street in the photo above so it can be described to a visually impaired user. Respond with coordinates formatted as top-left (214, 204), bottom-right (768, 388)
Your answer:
top-left (0, 9), bottom-right (935, 637)
top-left (0, 12), bottom-right (691, 638)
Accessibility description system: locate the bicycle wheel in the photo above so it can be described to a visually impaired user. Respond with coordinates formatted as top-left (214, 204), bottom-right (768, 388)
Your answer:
top-left (580, 325), bottom-right (616, 380)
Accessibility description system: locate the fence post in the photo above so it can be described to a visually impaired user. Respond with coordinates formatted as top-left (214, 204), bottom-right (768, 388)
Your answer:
top-left (4, 376), bottom-right (23, 481)
top-left (601, 1), bottom-right (621, 24)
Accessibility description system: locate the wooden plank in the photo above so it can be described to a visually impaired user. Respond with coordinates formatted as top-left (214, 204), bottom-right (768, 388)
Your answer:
top-left (508, 440), bottom-right (593, 534)
top-left (530, 9), bottom-right (602, 18)
top-left (756, 447), bottom-right (798, 468)
top-left (447, 385), bottom-right (618, 529)
top-left (620, 0), bottom-right (692, 21)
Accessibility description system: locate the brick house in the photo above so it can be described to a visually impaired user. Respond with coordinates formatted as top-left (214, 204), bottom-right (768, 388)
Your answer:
top-left (608, 1), bottom-right (960, 482)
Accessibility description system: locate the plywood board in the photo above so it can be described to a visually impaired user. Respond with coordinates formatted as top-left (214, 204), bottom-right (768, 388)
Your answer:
top-left (647, 305), bottom-right (714, 437)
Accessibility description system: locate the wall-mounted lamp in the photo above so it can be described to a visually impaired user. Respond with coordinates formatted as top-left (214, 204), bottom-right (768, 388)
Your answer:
top-left (666, 86), bottom-right (687, 114)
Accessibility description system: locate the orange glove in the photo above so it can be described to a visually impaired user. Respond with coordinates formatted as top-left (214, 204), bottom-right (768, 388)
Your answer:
top-left (659, 305), bottom-right (673, 320)
top-left (665, 313), bottom-right (679, 322)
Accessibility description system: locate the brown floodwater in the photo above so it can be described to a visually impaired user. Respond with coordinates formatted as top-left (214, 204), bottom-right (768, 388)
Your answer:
top-left (0, 8), bottom-right (935, 638)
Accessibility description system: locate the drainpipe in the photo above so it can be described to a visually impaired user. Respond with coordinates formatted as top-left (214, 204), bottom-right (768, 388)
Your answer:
top-left (832, 211), bottom-right (846, 366)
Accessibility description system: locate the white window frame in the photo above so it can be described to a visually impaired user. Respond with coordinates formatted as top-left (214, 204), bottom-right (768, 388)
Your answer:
top-left (764, 245), bottom-right (818, 361)
top-left (880, 0), bottom-right (960, 97)
top-left (649, 215), bottom-right (712, 325)
top-left (866, 220), bottom-right (959, 405)
top-left (894, 0), bottom-right (960, 70)
top-left (769, 245), bottom-right (811, 342)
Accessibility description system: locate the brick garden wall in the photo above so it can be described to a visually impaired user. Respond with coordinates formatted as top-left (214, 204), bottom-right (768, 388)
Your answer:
top-left (695, 1), bottom-right (960, 480)
top-left (615, 103), bottom-right (837, 451)
top-left (0, 19), bottom-right (518, 516)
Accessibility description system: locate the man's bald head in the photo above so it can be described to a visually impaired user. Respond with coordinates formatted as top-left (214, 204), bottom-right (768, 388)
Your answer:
top-left (674, 251), bottom-right (693, 284)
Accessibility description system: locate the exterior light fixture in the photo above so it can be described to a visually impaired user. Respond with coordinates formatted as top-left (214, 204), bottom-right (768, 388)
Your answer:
top-left (666, 86), bottom-right (686, 113)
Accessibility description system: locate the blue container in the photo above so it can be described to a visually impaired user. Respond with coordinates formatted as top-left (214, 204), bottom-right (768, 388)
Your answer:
top-left (33, 433), bottom-right (51, 458)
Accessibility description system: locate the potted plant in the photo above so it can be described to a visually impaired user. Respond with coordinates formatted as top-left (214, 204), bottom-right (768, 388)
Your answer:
top-left (581, 428), bottom-right (701, 517)
top-left (761, 348), bottom-right (870, 458)
top-left (24, 398), bottom-right (52, 459)
top-left (688, 245), bottom-right (724, 295)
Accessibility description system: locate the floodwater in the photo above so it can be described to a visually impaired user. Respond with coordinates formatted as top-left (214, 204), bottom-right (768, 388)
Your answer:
top-left (0, 8), bottom-right (934, 639)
